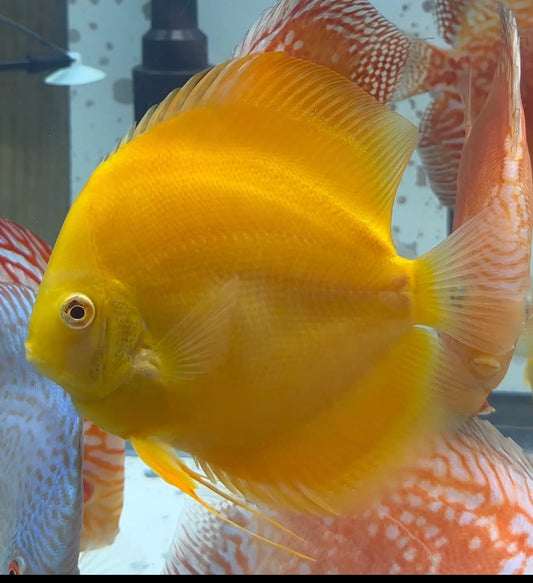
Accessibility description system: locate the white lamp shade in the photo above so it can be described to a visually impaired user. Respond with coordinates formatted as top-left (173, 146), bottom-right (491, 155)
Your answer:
top-left (44, 52), bottom-right (105, 86)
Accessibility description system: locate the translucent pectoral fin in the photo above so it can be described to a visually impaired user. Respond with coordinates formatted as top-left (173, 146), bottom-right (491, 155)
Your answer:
top-left (158, 278), bottom-right (239, 382)
top-left (129, 437), bottom-right (312, 561)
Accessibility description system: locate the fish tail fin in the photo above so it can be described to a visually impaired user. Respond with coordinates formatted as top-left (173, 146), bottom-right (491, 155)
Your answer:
top-left (413, 5), bottom-right (531, 353)
top-left (412, 204), bottom-right (528, 356)
top-left (232, 0), bottom-right (445, 104)
top-left (129, 438), bottom-right (313, 562)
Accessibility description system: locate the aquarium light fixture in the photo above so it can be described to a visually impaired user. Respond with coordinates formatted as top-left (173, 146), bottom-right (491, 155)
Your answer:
top-left (44, 52), bottom-right (105, 86)
top-left (0, 14), bottom-right (105, 86)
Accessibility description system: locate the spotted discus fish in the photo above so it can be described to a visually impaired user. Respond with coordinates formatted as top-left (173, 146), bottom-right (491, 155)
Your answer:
top-left (162, 417), bottom-right (533, 575)
top-left (0, 281), bottom-right (83, 575)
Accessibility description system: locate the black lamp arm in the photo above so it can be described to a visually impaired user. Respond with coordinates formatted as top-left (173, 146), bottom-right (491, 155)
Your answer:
top-left (0, 13), bottom-right (73, 73)
top-left (0, 53), bottom-right (73, 73)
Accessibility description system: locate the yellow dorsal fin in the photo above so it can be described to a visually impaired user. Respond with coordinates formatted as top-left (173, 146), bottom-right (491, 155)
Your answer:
top-left (106, 52), bottom-right (418, 227)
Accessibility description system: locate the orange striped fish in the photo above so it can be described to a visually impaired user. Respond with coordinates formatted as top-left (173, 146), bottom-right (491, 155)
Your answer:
top-left (0, 218), bottom-right (125, 552)
top-left (79, 422), bottom-right (125, 551)
top-left (162, 417), bottom-right (533, 575)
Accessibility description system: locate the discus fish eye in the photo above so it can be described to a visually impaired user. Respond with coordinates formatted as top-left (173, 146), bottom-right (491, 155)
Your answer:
top-left (60, 294), bottom-right (95, 329)
top-left (7, 557), bottom-right (24, 575)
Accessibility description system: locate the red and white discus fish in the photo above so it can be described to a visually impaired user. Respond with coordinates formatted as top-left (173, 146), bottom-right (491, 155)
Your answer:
top-left (437, 3), bottom-right (533, 407)
top-left (79, 421), bottom-right (125, 552)
top-left (163, 417), bottom-right (533, 575)
top-left (232, 0), bottom-right (421, 104)
top-left (414, 0), bottom-right (533, 208)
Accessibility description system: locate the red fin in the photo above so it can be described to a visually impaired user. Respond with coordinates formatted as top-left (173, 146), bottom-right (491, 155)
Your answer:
top-left (233, 0), bottom-right (443, 104)
top-left (519, 28), bottom-right (533, 155)
top-left (418, 90), bottom-right (465, 207)
top-left (0, 218), bottom-right (50, 288)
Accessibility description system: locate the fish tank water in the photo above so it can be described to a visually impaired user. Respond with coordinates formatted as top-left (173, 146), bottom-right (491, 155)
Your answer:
top-left (1, 0), bottom-right (532, 574)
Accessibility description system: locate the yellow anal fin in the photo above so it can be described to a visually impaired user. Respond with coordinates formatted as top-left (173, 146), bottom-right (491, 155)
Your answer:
top-left (129, 437), bottom-right (313, 562)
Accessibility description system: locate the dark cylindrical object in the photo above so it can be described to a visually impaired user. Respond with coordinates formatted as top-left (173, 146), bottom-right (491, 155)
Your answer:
top-left (132, 0), bottom-right (211, 122)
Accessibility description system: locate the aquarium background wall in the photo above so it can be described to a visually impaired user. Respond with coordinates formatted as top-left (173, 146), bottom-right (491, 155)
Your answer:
top-left (0, 0), bottom-right (70, 247)
top-left (0, 0), bottom-right (528, 392)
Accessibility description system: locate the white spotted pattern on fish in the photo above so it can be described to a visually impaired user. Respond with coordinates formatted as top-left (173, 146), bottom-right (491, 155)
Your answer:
top-left (163, 418), bottom-right (533, 575)
top-left (232, 0), bottom-right (428, 105)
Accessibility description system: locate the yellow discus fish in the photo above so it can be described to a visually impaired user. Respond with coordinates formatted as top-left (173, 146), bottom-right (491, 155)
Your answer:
top-left (25, 52), bottom-right (519, 521)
